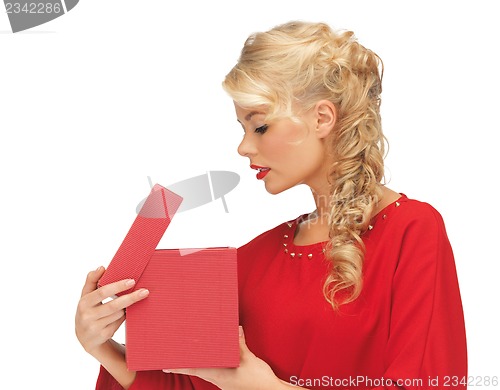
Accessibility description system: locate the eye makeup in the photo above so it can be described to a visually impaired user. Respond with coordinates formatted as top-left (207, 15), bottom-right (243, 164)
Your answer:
top-left (255, 124), bottom-right (269, 134)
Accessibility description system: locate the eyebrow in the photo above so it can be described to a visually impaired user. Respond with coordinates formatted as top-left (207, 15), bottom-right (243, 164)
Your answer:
top-left (237, 111), bottom-right (265, 123)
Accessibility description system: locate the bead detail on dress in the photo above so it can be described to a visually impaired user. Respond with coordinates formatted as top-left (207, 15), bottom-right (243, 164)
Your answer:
top-left (367, 198), bottom-right (404, 232)
top-left (283, 219), bottom-right (323, 260)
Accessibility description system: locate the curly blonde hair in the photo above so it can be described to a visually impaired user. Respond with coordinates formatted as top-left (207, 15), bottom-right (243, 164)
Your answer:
top-left (223, 21), bottom-right (386, 309)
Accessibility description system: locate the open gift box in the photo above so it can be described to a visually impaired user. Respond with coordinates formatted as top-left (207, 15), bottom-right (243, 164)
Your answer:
top-left (98, 184), bottom-right (239, 371)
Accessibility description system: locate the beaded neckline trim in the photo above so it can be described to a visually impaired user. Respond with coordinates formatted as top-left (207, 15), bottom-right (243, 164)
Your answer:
top-left (282, 197), bottom-right (404, 259)
top-left (282, 221), bottom-right (326, 260)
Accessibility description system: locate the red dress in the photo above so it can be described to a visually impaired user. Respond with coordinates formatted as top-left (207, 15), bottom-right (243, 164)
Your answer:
top-left (96, 195), bottom-right (467, 389)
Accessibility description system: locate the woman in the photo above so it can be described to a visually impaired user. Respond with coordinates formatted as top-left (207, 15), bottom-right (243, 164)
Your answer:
top-left (76, 21), bottom-right (467, 389)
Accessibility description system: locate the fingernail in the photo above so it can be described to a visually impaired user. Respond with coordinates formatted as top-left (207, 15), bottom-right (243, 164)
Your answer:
top-left (125, 279), bottom-right (136, 287)
top-left (239, 326), bottom-right (244, 337)
top-left (95, 266), bottom-right (103, 272)
top-left (138, 289), bottom-right (149, 298)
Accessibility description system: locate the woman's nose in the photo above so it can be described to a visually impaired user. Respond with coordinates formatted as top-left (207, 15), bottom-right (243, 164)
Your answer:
top-left (237, 133), bottom-right (257, 157)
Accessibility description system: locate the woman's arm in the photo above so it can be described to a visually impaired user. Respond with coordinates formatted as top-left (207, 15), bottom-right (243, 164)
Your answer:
top-left (373, 205), bottom-right (467, 389)
top-left (75, 266), bottom-right (149, 389)
top-left (91, 339), bottom-right (135, 389)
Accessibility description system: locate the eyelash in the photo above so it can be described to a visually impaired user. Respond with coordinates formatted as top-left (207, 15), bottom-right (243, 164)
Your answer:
top-left (255, 124), bottom-right (268, 134)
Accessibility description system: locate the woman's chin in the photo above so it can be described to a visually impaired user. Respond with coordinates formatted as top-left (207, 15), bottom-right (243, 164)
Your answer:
top-left (263, 180), bottom-right (291, 195)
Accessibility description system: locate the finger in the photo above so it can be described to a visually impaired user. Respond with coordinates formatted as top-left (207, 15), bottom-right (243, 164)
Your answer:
top-left (163, 367), bottom-right (221, 387)
top-left (163, 368), bottom-right (199, 376)
top-left (77, 279), bottom-right (146, 323)
top-left (84, 278), bottom-right (137, 307)
top-left (95, 288), bottom-right (150, 320)
top-left (239, 326), bottom-right (249, 354)
top-left (102, 306), bottom-right (126, 325)
top-left (163, 368), bottom-right (214, 381)
top-left (80, 266), bottom-right (106, 298)
top-left (101, 313), bottom-right (126, 339)
top-left (84, 312), bottom-right (126, 347)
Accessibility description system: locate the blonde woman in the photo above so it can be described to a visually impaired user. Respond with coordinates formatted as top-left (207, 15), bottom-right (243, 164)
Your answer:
top-left (76, 21), bottom-right (467, 389)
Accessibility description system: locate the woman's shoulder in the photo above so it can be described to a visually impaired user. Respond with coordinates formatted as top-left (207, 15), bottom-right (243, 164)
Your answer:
top-left (389, 194), bottom-right (446, 226)
top-left (370, 193), bottom-right (449, 242)
top-left (364, 194), bottom-right (454, 273)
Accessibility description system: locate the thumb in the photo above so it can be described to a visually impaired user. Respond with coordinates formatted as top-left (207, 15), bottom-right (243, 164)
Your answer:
top-left (239, 326), bottom-right (250, 354)
top-left (81, 266), bottom-right (105, 297)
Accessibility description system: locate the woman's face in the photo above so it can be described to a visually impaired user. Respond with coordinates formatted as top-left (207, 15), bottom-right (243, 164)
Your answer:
top-left (235, 103), bottom-right (331, 195)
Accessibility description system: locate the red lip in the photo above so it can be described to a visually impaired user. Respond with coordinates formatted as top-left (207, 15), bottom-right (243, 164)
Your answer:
top-left (250, 164), bottom-right (271, 180)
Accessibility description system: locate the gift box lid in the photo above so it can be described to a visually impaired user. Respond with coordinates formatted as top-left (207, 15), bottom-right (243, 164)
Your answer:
top-left (98, 184), bottom-right (183, 295)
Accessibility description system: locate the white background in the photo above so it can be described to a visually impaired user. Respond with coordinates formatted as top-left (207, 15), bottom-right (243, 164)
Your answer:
top-left (1, 1), bottom-right (499, 388)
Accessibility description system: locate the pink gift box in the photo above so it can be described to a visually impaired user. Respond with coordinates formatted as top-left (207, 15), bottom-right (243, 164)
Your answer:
top-left (98, 184), bottom-right (239, 370)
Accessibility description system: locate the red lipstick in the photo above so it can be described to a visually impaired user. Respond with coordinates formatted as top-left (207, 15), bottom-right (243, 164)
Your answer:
top-left (250, 164), bottom-right (271, 180)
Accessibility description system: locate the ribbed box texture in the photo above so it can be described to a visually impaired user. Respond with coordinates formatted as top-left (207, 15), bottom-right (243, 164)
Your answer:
top-left (126, 248), bottom-right (239, 370)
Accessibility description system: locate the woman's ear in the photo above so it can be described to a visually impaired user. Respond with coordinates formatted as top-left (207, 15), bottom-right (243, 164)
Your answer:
top-left (314, 100), bottom-right (337, 139)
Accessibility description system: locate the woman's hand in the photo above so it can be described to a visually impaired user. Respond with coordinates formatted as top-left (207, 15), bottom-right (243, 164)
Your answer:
top-left (75, 266), bottom-right (149, 357)
top-left (75, 266), bottom-right (150, 389)
top-left (163, 327), bottom-right (297, 390)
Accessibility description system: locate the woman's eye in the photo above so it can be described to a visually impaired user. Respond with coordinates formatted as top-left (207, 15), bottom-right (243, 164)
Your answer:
top-left (255, 124), bottom-right (268, 134)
